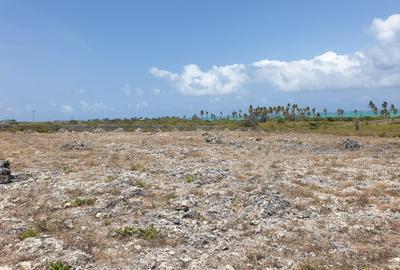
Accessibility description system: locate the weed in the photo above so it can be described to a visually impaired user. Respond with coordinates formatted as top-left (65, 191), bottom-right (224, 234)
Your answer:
top-left (60, 165), bottom-right (75, 174)
top-left (103, 219), bottom-right (112, 226)
top-left (135, 180), bottom-right (148, 189)
top-left (19, 228), bottom-right (38, 240)
top-left (34, 219), bottom-right (48, 232)
top-left (73, 197), bottom-right (96, 207)
top-left (302, 265), bottom-right (317, 270)
top-left (129, 164), bottom-right (146, 172)
top-left (116, 226), bottom-right (160, 240)
top-left (106, 175), bottom-right (119, 182)
top-left (48, 260), bottom-right (70, 270)
top-left (185, 174), bottom-right (194, 183)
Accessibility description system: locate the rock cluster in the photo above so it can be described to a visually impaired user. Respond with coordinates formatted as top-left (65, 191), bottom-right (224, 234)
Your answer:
top-left (340, 138), bottom-right (362, 151)
top-left (203, 132), bottom-right (223, 144)
top-left (0, 160), bottom-right (11, 184)
top-left (57, 128), bottom-right (69, 133)
top-left (93, 128), bottom-right (105, 133)
top-left (60, 141), bottom-right (91, 151)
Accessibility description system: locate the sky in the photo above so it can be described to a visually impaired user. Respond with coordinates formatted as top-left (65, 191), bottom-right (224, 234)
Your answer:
top-left (0, 0), bottom-right (399, 121)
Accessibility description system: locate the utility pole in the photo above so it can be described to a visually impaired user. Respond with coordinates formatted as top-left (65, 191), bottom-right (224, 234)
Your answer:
top-left (32, 110), bottom-right (36, 122)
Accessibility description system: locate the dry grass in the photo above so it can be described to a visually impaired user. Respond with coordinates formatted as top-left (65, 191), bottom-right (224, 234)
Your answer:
top-left (0, 131), bottom-right (399, 269)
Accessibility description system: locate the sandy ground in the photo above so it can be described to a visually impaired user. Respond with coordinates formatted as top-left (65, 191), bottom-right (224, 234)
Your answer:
top-left (0, 130), bottom-right (399, 270)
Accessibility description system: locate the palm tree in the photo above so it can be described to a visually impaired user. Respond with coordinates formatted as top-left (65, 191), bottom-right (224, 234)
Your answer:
top-left (248, 105), bottom-right (254, 116)
top-left (388, 104), bottom-right (398, 123)
top-left (323, 108), bottom-right (327, 118)
top-left (200, 110), bottom-right (204, 119)
top-left (390, 104), bottom-right (398, 120)
top-left (336, 108), bottom-right (344, 119)
top-left (381, 101), bottom-right (389, 123)
top-left (368, 101), bottom-right (378, 115)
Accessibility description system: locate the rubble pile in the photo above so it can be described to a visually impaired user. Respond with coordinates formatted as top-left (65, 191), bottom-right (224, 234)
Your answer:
top-left (61, 141), bottom-right (91, 151)
top-left (340, 138), bottom-right (362, 151)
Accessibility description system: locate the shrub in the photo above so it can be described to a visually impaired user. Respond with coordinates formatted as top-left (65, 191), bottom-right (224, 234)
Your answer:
top-left (48, 260), bottom-right (70, 270)
top-left (242, 116), bottom-right (259, 128)
top-left (19, 229), bottom-right (38, 240)
top-left (116, 226), bottom-right (160, 240)
top-left (73, 197), bottom-right (96, 207)
top-left (309, 122), bottom-right (318, 129)
top-left (185, 175), bottom-right (194, 183)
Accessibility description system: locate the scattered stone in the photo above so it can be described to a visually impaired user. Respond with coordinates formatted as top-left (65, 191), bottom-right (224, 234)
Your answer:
top-left (64, 220), bottom-right (74, 229)
top-left (93, 128), bottom-right (105, 133)
top-left (203, 133), bottom-right (223, 144)
top-left (0, 160), bottom-right (11, 184)
top-left (135, 128), bottom-right (143, 133)
top-left (339, 138), bottom-right (362, 151)
top-left (61, 141), bottom-right (91, 151)
top-left (57, 128), bottom-right (69, 133)
top-left (113, 127), bottom-right (124, 132)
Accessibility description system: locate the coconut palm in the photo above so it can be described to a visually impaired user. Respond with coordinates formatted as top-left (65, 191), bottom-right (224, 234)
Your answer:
top-left (323, 108), bottom-right (327, 118)
top-left (381, 101), bottom-right (389, 123)
top-left (368, 101), bottom-right (378, 115)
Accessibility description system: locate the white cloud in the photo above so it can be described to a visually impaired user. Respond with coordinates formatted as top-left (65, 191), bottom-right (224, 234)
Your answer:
top-left (136, 101), bottom-right (149, 110)
top-left (371, 14), bottom-right (400, 44)
top-left (135, 87), bottom-right (144, 95)
top-left (121, 84), bottom-right (132, 96)
top-left (77, 88), bottom-right (86, 95)
top-left (80, 101), bottom-right (113, 112)
top-left (61, 105), bottom-right (74, 114)
top-left (150, 64), bottom-right (247, 96)
top-left (151, 13), bottom-right (400, 95)
top-left (152, 88), bottom-right (162, 95)
top-left (121, 83), bottom-right (143, 96)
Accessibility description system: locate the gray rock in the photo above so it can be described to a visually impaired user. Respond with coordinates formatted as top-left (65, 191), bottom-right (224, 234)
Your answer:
top-left (340, 138), bottom-right (362, 151)
top-left (203, 133), bottom-right (224, 144)
top-left (0, 160), bottom-right (11, 184)
top-left (61, 141), bottom-right (91, 151)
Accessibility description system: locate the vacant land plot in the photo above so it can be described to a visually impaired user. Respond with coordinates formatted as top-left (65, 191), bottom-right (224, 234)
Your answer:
top-left (0, 131), bottom-right (399, 269)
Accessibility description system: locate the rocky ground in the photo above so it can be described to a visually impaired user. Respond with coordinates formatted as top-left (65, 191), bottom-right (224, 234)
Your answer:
top-left (0, 130), bottom-right (399, 270)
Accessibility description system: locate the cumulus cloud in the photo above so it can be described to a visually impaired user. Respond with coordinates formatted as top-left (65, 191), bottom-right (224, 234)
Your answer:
top-left (61, 105), bottom-right (74, 114)
top-left (151, 13), bottom-right (400, 95)
top-left (150, 64), bottom-right (247, 96)
top-left (80, 101), bottom-right (113, 112)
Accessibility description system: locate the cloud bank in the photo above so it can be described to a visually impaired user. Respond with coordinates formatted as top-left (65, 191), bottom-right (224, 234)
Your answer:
top-left (150, 13), bottom-right (400, 95)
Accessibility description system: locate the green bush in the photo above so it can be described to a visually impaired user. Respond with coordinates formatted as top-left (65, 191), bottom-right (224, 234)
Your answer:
top-left (73, 197), bottom-right (96, 207)
top-left (48, 260), bottom-right (70, 270)
top-left (116, 226), bottom-right (160, 240)
top-left (185, 175), bottom-right (194, 183)
top-left (19, 229), bottom-right (38, 240)
top-left (242, 116), bottom-right (259, 128)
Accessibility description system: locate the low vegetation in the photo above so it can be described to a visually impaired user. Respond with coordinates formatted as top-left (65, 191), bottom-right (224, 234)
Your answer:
top-left (1, 100), bottom-right (399, 137)
top-left (48, 260), bottom-right (70, 270)
top-left (73, 197), bottom-right (96, 207)
top-left (19, 229), bottom-right (38, 240)
top-left (116, 226), bottom-right (160, 240)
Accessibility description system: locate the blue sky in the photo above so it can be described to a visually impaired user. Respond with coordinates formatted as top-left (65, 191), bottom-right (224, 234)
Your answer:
top-left (0, 0), bottom-right (399, 121)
